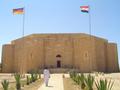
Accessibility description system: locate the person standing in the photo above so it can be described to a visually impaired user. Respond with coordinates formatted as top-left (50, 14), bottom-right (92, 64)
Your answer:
top-left (43, 67), bottom-right (50, 86)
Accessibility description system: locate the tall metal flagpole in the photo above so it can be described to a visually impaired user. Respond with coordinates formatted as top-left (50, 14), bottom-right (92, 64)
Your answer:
top-left (88, 5), bottom-right (92, 72)
top-left (22, 7), bottom-right (25, 39)
top-left (21, 7), bottom-right (25, 74)
top-left (88, 5), bottom-right (92, 35)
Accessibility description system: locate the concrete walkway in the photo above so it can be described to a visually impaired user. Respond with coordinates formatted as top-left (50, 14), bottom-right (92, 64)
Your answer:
top-left (38, 74), bottom-right (64, 90)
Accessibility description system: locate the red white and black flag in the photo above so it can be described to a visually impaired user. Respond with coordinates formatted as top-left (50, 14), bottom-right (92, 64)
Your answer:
top-left (13, 8), bottom-right (24, 14)
top-left (80, 6), bottom-right (89, 13)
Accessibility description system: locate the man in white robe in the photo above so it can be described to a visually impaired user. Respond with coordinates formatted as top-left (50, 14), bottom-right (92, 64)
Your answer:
top-left (43, 67), bottom-right (50, 86)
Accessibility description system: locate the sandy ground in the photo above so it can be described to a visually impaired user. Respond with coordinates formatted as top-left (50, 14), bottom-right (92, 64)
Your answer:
top-left (0, 73), bottom-right (15, 88)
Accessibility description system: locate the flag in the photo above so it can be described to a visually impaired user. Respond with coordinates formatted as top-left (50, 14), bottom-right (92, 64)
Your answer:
top-left (80, 6), bottom-right (89, 13)
top-left (13, 8), bottom-right (24, 14)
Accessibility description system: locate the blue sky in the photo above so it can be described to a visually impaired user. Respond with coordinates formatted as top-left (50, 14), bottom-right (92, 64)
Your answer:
top-left (0, 0), bottom-right (120, 66)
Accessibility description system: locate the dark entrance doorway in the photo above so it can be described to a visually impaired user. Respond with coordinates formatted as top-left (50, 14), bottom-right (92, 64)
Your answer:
top-left (56, 54), bottom-right (62, 68)
top-left (57, 60), bottom-right (61, 68)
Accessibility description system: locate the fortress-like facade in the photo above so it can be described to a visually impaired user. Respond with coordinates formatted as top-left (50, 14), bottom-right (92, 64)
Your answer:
top-left (1, 33), bottom-right (119, 73)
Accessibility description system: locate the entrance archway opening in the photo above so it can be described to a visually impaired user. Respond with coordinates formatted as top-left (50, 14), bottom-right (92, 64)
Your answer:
top-left (56, 54), bottom-right (62, 68)
top-left (56, 54), bottom-right (61, 58)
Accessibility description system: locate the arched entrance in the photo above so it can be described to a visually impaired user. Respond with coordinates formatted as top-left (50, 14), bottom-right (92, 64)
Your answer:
top-left (56, 54), bottom-right (61, 68)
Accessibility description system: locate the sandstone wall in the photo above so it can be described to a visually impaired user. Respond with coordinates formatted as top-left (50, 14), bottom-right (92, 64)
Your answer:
top-left (73, 35), bottom-right (97, 72)
top-left (107, 43), bottom-right (119, 72)
top-left (1, 33), bottom-right (119, 73)
top-left (2, 44), bottom-right (14, 73)
top-left (94, 38), bottom-right (108, 72)
top-left (13, 39), bottom-right (25, 73)
top-left (13, 37), bottom-right (45, 73)
top-left (44, 34), bottom-right (73, 68)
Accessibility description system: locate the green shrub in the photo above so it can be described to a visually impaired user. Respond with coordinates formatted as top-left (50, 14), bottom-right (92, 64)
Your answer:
top-left (85, 74), bottom-right (94, 90)
top-left (69, 71), bottom-right (77, 79)
top-left (34, 74), bottom-right (38, 81)
top-left (73, 74), bottom-right (79, 84)
top-left (39, 74), bottom-right (41, 79)
top-left (14, 73), bottom-right (21, 90)
top-left (78, 73), bottom-right (86, 89)
top-left (26, 76), bottom-right (30, 85)
top-left (69, 72), bottom-right (86, 89)
top-left (1, 80), bottom-right (9, 90)
top-left (95, 79), bottom-right (114, 90)
top-left (30, 77), bottom-right (32, 83)
top-left (30, 72), bottom-right (38, 82)
top-left (31, 73), bottom-right (34, 82)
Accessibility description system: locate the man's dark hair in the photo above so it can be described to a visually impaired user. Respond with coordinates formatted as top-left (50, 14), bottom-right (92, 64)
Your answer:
top-left (44, 67), bottom-right (48, 69)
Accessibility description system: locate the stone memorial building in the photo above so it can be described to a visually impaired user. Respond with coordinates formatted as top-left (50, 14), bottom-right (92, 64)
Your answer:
top-left (1, 33), bottom-right (119, 73)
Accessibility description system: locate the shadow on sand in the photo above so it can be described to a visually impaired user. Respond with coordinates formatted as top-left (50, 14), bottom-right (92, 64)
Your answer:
top-left (47, 85), bottom-right (54, 88)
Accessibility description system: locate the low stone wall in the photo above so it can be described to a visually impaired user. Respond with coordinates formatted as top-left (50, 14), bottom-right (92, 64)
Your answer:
top-left (38, 68), bottom-right (80, 74)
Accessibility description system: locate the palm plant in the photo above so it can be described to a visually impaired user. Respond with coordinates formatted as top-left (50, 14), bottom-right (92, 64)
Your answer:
top-left (31, 73), bottom-right (35, 82)
top-left (69, 72), bottom-right (86, 90)
top-left (39, 73), bottom-right (41, 79)
top-left (30, 77), bottom-right (32, 83)
top-left (1, 80), bottom-right (9, 90)
top-left (95, 79), bottom-right (114, 90)
top-left (85, 74), bottom-right (94, 90)
top-left (69, 71), bottom-right (77, 79)
top-left (34, 73), bottom-right (38, 81)
top-left (79, 73), bottom-right (86, 89)
top-left (26, 76), bottom-right (30, 85)
top-left (31, 73), bottom-right (34, 82)
top-left (72, 74), bottom-right (80, 85)
top-left (14, 73), bottom-right (21, 90)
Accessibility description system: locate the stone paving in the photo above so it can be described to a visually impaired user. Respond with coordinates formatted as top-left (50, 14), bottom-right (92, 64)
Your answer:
top-left (38, 74), bottom-right (64, 90)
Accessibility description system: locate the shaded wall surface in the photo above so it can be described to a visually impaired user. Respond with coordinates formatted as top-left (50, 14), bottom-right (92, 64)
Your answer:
top-left (107, 43), bottom-right (119, 72)
top-left (1, 33), bottom-right (119, 73)
top-left (2, 45), bottom-right (14, 73)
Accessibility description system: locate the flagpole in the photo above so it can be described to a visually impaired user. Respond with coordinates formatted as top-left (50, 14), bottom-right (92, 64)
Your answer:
top-left (21, 7), bottom-right (25, 74)
top-left (88, 5), bottom-right (91, 35)
top-left (22, 7), bottom-right (25, 38)
top-left (88, 5), bottom-right (92, 72)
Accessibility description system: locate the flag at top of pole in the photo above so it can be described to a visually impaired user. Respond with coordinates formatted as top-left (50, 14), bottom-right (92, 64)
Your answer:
top-left (12, 7), bottom-right (25, 74)
top-left (80, 6), bottom-right (89, 13)
top-left (13, 8), bottom-right (24, 14)
top-left (80, 5), bottom-right (92, 35)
